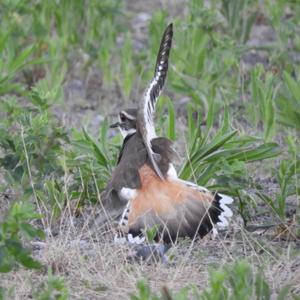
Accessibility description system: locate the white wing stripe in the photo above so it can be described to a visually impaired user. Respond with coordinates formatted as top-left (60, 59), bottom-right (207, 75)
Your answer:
top-left (137, 24), bottom-right (173, 179)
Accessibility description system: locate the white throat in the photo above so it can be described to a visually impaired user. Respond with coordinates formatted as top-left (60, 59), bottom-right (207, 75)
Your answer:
top-left (119, 127), bottom-right (136, 139)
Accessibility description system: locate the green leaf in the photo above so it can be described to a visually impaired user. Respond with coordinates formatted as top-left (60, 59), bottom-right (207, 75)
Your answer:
top-left (166, 97), bottom-right (176, 141)
top-left (283, 71), bottom-right (300, 102)
top-left (0, 246), bottom-right (13, 273)
top-left (20, 223), bottom-right (45, 240)
top-left (17, 251), bottom-right (41, 269)
top-left (82, 128), bottom-right (109, 168)
top-left (226, 143), bottom-right (281, 163)
top-left (145, 225), bottom-right (159, 243)
top-left (277, 285), bottom-right (292, 300)
top-left (255, 273), bottom-right (270, 300)
top-left (180, 130), bottom-right (237, 180)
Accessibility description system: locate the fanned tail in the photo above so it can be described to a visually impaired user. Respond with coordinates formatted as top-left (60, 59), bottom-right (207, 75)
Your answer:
top-left (216, 193), bottom-right (234, 228)
top-left (202, 193), bottom-right (233, 238)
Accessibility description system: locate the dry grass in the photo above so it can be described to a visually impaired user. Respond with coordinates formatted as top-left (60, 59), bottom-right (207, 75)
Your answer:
top-left (1, 211), bottom-right (299, 299)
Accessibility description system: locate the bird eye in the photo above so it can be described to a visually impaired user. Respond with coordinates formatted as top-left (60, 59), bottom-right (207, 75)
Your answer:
top-left (120, 113), bottom-right (126, 122)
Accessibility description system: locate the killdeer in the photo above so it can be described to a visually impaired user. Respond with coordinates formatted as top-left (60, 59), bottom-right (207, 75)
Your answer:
top-left (103, 24), bottom-right (233, 258)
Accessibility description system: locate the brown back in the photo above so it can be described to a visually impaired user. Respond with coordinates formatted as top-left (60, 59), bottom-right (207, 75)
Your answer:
top-left (103, 132), bottom-right (177, 202)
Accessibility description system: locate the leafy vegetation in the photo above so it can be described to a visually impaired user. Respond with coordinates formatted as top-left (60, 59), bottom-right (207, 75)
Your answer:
top-left (131, 260), bottom-right (299, 300)
top-left (0, 202), bottom-right (44, 295)
top-left (33, 270), bottom-right (68, 300)
top-left (0, 0), bottom-right (299, 298)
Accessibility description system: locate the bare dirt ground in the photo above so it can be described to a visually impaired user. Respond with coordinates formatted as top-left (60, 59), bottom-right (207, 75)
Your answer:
top-left (1, 1), bottom-right (300, 299)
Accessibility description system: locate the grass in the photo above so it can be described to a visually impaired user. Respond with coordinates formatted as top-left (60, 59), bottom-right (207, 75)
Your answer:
top-left (0, 0), bottom-right (300, 299)
top-left (1, 221), bottom-right (299, 299)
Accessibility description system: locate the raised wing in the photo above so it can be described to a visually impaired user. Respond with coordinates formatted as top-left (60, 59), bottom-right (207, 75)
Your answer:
top-left (137, 23), bottom-right (173, 180)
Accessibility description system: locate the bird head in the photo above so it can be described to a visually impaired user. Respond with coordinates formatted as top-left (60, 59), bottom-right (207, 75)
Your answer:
top-left (110, 109), bottom-right (138, 138)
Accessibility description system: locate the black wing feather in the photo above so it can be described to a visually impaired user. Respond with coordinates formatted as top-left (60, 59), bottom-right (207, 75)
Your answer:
top-left (137, 23), bottom-right (173, 180)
